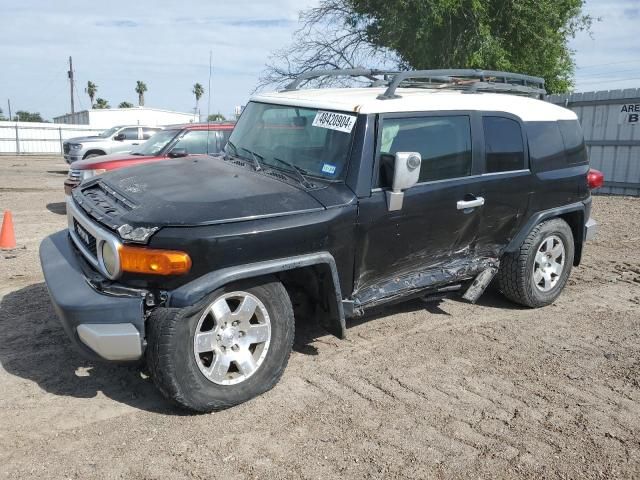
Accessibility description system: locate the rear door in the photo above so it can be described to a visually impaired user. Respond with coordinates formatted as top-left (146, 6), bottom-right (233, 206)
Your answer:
top-left (473, 114), bottom-right (532, 256)
top-left (113, 127), bottom-right (143, 153)
top-left (354, 112), bottom-right (488, 304)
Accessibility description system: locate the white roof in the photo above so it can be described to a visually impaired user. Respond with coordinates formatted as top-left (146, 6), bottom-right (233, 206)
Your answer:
top-left (251, 87), bottom-right (577, 122)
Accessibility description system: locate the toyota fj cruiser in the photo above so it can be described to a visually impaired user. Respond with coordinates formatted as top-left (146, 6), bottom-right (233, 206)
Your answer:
top-left (40, 69), bottom-right (601, 412)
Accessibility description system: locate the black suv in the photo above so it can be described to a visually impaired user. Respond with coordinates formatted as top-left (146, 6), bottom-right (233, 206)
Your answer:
top-left (40, 69), bottom-right (600, 412)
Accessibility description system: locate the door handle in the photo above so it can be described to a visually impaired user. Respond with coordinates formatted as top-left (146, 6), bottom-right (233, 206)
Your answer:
top-left (457, 196), bottom-right (485, 210)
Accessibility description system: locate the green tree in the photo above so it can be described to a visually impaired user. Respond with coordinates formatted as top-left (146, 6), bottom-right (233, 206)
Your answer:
top-left (13, 111), bottom-right (45, 122)
top-left (118, 101), bottom-right (134, 108)
top-left (193, 83), bottom-right (205, 113)
top-left (135, 80), bottom-right (147, 106)
top-left (93, 98), bottom-right (110, 109)
top-left (86, 81), bottom-right (98, 106)
top-left (207, 113), bottom-right (226, 122)
top-left (261, 0), bottom-right (595, 93)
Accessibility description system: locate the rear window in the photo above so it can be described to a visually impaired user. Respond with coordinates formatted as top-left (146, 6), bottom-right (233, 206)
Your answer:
top-left (526, 122), bottom-right (566, 172)
top-left (558, 120), bottom-right (587, 165)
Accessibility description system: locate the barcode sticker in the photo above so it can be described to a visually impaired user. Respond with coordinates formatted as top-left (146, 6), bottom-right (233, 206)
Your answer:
top-left (312, 111), bottom-right (357, 133)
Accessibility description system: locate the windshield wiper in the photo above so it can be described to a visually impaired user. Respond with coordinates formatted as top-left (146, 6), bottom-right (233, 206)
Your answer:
top-left (271, 157), bottom-right (314, 188)
top-left (225, 141), bottom-right (262, 171)
top-left (239, 147), bottom-right (263, 172)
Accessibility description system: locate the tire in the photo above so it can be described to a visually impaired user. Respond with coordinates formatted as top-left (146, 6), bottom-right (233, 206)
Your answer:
top-left (146, 277), bottom-right (294, 412)
top-left (498, 218), bottom-right (574, 308)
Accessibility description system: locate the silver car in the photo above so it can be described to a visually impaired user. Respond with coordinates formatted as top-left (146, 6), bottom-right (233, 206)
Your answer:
top-left (63, 125), bottom-right (163, 164)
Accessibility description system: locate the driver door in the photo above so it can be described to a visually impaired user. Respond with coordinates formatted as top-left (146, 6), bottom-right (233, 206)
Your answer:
top-left (354, 112), bottom-right (486, 304)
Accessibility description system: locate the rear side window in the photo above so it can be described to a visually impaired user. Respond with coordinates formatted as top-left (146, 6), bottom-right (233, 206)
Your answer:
top-left (483, 117), bottom-right (525, 172)
top-left (558, 120), bottom-right (587, 165)
top-left (142, 128), bottom-right (161, 140)
top-left (526, 122), bottom-right (566, 172)
top-left (174, 130), bottom-right (220, 154)
top-left (379, 115), bottom-right (472, 184)
top-left (120, 127), bottom-right (140, 140)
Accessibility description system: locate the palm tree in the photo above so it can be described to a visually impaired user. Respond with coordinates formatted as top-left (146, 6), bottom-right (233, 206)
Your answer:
top-left (135, 81), bottom-right (147, 107)
top-left (86, 81), bottom-right (98, 107)
top-left (94, 98), bottom-right (110, 109)
top-left (192, 83), bottom-right (205, 114)
top-left (118, 101), bottom-right (134, 108)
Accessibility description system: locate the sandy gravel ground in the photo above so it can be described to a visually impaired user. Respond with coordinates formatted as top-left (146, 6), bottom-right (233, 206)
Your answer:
top-left (1, 156), bottom-right (639, 479)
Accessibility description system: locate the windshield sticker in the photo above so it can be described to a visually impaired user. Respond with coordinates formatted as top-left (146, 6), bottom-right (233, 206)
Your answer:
top-left (321, 163), bottom-right (337, 175)
top-left (312, 111), bottom-right (357, 133)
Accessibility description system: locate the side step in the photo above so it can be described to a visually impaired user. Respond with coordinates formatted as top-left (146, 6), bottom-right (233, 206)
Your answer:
top-left (462, 265), bottom-right (499, 304)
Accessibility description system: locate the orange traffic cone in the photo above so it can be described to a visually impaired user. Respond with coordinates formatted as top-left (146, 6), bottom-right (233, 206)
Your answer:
top-left (0, 210), bottom-right (16, 249)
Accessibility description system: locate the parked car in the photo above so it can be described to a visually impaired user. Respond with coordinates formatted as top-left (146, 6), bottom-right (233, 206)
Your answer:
top-left (40, 69), bottom-right (603, 413)
top-left (62, 125), bottom-right (163, 164)
top-left (64, 122), bottom-right (235, 194)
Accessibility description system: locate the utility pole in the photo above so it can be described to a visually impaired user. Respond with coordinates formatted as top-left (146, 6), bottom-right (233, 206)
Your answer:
top-left (7, 99), bottom-right (12, 120)
top-left (68, 56), bottom-right (75, 114)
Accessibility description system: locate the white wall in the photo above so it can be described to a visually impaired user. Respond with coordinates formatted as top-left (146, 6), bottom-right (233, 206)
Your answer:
top-left (54, 108), bottom-right (198, 128)
top-left (0, 121), bottom-right (102, 154)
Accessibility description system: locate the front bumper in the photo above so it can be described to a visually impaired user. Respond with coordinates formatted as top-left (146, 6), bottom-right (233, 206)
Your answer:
top-left (64, 153), bottom-right (83, 164)
top-left (39, 230), bottom-right (146, 361)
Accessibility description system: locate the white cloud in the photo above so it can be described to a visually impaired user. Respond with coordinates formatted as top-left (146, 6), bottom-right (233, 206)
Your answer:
top-left (0, 0), bottom-right (318, 120)
top-left (571, 0), bottom-right (640, 92)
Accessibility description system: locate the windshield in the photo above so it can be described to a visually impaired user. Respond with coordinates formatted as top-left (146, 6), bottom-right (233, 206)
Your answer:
top-left (132, 129), bottom-right (180, 156)
top-left (227, 102), bottom-right (356, 179)
top-left (98, 126), bottom-right (120, 139)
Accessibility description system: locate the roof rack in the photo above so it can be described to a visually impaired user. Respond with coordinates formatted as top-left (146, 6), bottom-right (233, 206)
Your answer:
top-left (282, 68), bottom-right (396, 92)
top-left (281, 68), bottom-right (546, 98)
top-left (377, 69), bottom-right (546, 99)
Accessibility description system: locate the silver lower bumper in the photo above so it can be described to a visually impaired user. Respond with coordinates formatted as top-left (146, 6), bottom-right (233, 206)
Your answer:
top-left (585, 218), bottom-right (598, 241)
top-left (77, 324), bottom-right (142, 361)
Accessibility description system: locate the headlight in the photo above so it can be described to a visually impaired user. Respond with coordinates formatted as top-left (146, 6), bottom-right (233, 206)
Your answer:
top-left (101, 241), bottom-right (119, 277)
top-left (81, 169), bottom-right (107, 180)
top-left (70, 143), bottom-right (82, 150)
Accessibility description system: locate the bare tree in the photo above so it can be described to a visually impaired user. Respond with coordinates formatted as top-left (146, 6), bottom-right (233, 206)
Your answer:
top-left (257, 0), bottom-right (399, 91)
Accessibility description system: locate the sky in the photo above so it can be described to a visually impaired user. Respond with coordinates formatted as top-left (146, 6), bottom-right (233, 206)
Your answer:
top-left (0, 0), bottom-right (639, 121)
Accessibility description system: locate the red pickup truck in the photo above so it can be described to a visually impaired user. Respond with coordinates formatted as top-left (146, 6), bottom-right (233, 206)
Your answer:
top-left (64, 122), bottom-right (235, 194)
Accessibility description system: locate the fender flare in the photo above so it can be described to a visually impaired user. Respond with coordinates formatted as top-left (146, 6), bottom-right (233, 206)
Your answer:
top-left (505, 200), bottom-right (589, 261)
top-left (168, 252), bottom-right (346, 338)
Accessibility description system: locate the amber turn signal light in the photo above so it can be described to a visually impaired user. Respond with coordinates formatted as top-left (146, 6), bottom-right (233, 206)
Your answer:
top-left (120, 245), bottom-right (192, 276)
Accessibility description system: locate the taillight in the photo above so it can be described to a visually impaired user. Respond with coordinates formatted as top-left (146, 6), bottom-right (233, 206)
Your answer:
top-left (587, 168), bottom-right (604, 190)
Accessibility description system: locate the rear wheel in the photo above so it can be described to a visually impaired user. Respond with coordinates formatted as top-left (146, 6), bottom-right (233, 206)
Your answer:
top-left (146, 278), bottom-right (294, 412)
top-left (498, 218), bottom-right (574, 307)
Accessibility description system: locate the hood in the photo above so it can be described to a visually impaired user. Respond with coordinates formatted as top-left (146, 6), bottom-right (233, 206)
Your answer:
top-left (76, 156), bottom-right (326, 228)
top-left (65, 135), bottom-right (102, 144)
top-left (71, 152), bottom-right (158, 170)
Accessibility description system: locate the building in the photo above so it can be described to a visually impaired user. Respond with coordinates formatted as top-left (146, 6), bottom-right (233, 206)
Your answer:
top-left (53, 107), bottom-right (198, 128)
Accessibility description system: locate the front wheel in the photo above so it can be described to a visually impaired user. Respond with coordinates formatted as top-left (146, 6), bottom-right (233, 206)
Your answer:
top-left (498, 218), bottom-right (574, 308)
top-left (146, 278), bottom-right (294, 412)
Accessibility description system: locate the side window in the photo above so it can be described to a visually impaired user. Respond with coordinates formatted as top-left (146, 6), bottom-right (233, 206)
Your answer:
top-left (558, 120), bottom-right (587, 165)
top-left (173, 131), bottom-right (214, 154)
top-left (121, 127), bottom-right (140, 140)
top-left (142, 128), bottom-right (160, 140)
top-left (379, 115), bottom-right (472, 184)
top-left (483, 117), bottom-right (525, 172)
top-left (526, 122), bottom-right (566, 172)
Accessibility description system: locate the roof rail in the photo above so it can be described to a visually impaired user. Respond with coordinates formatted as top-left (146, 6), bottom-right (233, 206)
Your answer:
top-left (377, 69), bottom-right (546, 99)
top-left (282, 68), bottom-right (396, 92)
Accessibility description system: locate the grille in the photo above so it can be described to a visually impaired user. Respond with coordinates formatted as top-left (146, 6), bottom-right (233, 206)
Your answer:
top-left (265, 170), bottom-right (289, 182)
top-left (63, 143), bottom-right (70, 154)
top-left (73, 218), bottom-right (97, 258)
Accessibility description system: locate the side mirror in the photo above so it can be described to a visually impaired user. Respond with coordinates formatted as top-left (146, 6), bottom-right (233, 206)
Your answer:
top-left (386, 152), bottom-right (421, 211)
top-left (168, 148), bottom-right (188, 158)
top-left (114, 133), bottom-right (126, 141)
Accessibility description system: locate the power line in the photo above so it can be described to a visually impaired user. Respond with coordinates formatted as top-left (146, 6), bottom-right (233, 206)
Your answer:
top-left (576, 59), bottom-right (640, 70)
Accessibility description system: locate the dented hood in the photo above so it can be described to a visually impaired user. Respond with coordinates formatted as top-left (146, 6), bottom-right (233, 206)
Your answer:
top-left (80, 156), bottom-right (325, 228)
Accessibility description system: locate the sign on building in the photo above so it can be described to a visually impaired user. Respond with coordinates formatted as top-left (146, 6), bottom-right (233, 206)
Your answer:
top-left (619, 104), bottom-right (639, 125)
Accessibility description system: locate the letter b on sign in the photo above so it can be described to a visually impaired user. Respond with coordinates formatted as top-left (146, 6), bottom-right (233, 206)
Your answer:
top-left (630, 113), bottom-right (639, 124)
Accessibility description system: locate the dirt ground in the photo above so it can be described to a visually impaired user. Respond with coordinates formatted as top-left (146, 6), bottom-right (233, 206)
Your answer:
top-left (1, 155), bottom-right (640, 479)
